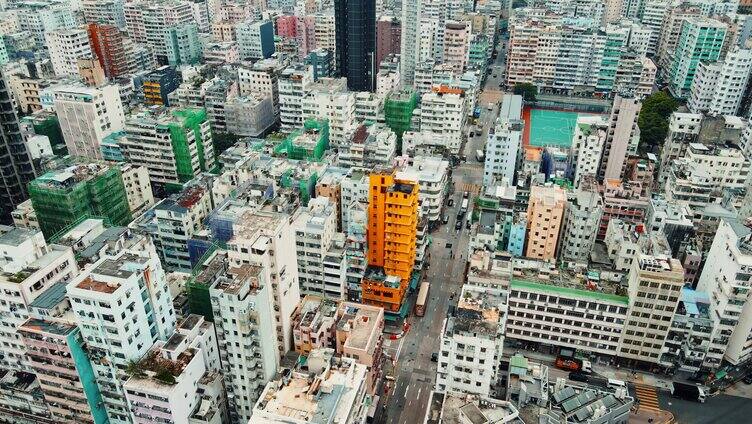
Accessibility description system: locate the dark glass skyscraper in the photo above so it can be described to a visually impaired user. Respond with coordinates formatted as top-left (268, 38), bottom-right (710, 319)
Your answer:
top-left (334, 0), bottom-right (376, 92)
top-left (0, 69), bottom-right (37, 223)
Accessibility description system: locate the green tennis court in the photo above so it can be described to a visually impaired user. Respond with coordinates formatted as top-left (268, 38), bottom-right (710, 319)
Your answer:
top-left (527, 109), bottom-right (580, 148)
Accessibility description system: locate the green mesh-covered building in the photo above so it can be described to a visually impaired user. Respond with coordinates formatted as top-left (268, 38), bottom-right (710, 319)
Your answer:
top-left (274, 119), bottom-right (329, 161)
top-left (121, 107), bottom-right (216, 192)
top-left (28, 161), bottom-right (132, 239)
top-left (384, 90), bottom-right (418, 151)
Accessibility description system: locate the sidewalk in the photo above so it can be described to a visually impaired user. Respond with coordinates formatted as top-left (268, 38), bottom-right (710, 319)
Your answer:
top-left (593, 363), bottom-right (674, 391)
top-left (630, 408), bottom-right (675, 424)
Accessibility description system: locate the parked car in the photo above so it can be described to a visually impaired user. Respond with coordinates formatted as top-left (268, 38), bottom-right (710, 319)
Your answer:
top-left (448, 198), bottom-right (454, 207)
top-left (431, 353), bottom-right (439, 362)
top-left (743, 375), bottom-right (752, 384)
top-left (569, 372), bottom-right (589, 383)
top-left (442, 215), bottom-right (449, 224)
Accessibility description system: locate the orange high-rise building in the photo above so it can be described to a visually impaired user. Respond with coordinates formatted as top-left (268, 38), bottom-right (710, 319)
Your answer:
top-left (87, 23), bottom-right (129, 79)
top-left (362, 168), bottom-right (419, 313)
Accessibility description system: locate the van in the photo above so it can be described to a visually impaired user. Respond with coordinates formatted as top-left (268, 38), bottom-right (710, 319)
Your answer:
top-left (607, 379), bottom-right (626, 390)
top-left (569, 372), bottom-right (589, 383)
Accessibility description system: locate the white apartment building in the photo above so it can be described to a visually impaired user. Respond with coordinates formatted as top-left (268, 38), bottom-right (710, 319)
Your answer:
top-left (293, 197), bottom-right (342, 299)
top-left (10, 199), bottom-right (38, 230)
top-left (418, 0), bottom-right (447, 63)
top-left (377, 64), bottom-right (401, 96)
top-left (208, 255), bottom-right (278, 423)
top-left (413, 61), bottom-right (451, 95)
top-left (355, 91), bottom-right (386, 124)
top-left (659, 112), bottom-right (702, 182)
top-left (250, 348), bottom-right (370, 424)
top-left (46, 27), bottom-right (93, 77)
top-left (599, 95), bottom-right (641, 182)
top-left (665, 142), bottom-right (750, 208)
top-left (639, 0), bottom-right (670, 56)
top-left (400, 0), bottom-right (421, 86)
top-left (154, 186), bottom-right (213, 272)
top-left (418, 87), bottom-right (467, 155)
top-left (559, 182), bottom-right (603, 263)
top-left (53, 84), bottom-right (125, 160)
top-left (663, 288), bottom-right (715, 373)
top-left (279, 64), bottom-right (313, 133)
top-left (507, 259), bottom-right (629, 358)
top-left (604, 219), bottom-right (642, 273)
top-left (435, 285), bottom-right (506, 397)
top-left (124, 0), bottom-right (194, 61)
top-left (339, 123), bottom-right (397, 169)
top-left (689, 47), bottom-right (752, 116)
top-left (506, 15), bottom-right (602, 93)
top-left (224, 94), bottom-right (276, 137)
top-left (697, 219), bottom-right (752, 367)
top-left (238, 58), bottom-right (286, 116)
top-left (123, 315), bottom-right (222, 424)
top-left (484, 94), bottom-right (523, 187)
top-left (67, 250), bottom-right (176, 424)
top-left (689, 61), bottom-right (724, 114)
top-left (619, 254), bottom-right (685, 366)
top-left (571, 115), bottom-right (607, 188)
top-left (0, 227), bottom-right (76, 372)
top-left (119, 163), bottom-right (155, 216)
top-left (340, 170), bottom-right (369, 232)
top-left (302, 78), bottom-right (356, 148)
top-left (120, 108), bottom-right (215, 187)
top-left (228, 209), bottom-right (302, 359)
top-left (16, 1), bottom-right (76, 49)
top-left (402, 130), bottom-right (453, 157)
top-left (313, 12), bottom-right (336, 56)
top-left (322, 242), bottom-right (347, 302)
top-left (403, 156), bottom-right (449, 226)
top-left (82, 0), bottom-right (126, 28)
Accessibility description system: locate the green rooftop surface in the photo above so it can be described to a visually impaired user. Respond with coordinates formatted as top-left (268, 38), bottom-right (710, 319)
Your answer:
top-left (511, 279), bottom-right (628, 305)
top-left (528, 109), bottom-right (606, 148)
top-left (509, 355), bottom-right (528, 369)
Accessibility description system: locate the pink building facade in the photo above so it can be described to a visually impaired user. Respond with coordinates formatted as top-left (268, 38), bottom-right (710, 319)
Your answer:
top-left (276, 15), bottom-right (298, 38)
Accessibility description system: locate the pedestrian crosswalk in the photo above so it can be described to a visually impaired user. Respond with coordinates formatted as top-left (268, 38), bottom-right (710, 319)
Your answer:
top-left (457, 183), bottom-right (482, 196)
top-left (634, 383), bottom-right (660, 411)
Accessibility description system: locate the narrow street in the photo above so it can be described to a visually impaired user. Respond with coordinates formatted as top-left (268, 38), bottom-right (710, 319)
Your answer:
top-left (379, 66), bottom-right (501, 423)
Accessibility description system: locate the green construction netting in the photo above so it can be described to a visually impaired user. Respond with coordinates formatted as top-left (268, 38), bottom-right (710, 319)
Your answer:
top-left (274, 119), bottom-right (329, 161)
top-left (29, 167), bottom-right (132, 239)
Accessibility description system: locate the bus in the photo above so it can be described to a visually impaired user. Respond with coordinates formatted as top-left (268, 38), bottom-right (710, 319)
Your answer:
top-left (415, 281), bottom-right (430, 317)
top-left (460, 198), bottom-right (469, 213)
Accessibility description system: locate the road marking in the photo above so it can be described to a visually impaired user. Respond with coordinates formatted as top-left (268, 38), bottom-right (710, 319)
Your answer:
top-left (634, 384), bottom-right (661, 411)
top-left (405, 384), bottom-right (411, 399)
top-left (394, 336), bottom-right (406, 361)
top-left (417, 387), bottom-right (422, 399)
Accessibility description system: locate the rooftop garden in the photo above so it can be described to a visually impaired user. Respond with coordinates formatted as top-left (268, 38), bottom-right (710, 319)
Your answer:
top-left (126, 351), bottom-right (186, 385)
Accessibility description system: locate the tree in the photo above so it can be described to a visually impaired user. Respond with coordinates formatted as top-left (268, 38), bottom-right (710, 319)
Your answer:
top-left (637, 91), bottom-right (679, 152)
top-left (513, 83), bottom-right (537, 102)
